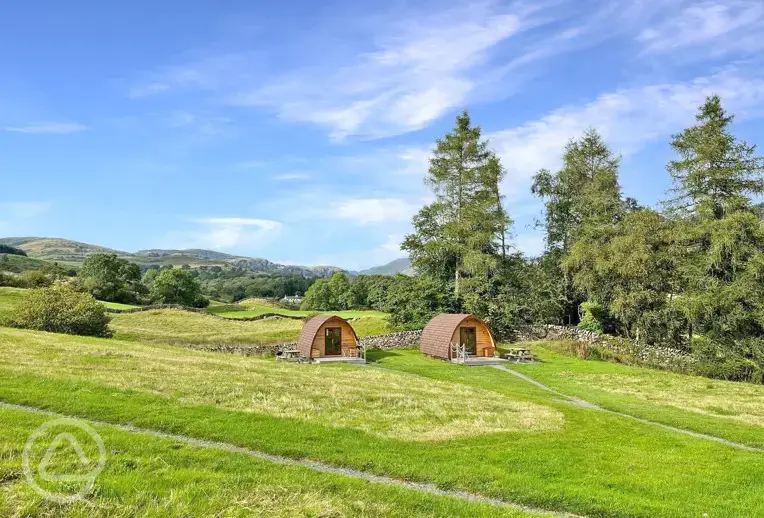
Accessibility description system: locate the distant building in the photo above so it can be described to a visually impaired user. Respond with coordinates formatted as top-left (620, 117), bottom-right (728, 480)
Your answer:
top-left (281, 294), bottom-right (303, 306)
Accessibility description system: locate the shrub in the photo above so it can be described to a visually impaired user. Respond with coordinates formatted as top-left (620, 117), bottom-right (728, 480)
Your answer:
top-left (9, 284), bottom-right (111, 337)
top-left (577, 301), bottom-right (605, 333)
top-left (20, 270), bottom-right (52, 288)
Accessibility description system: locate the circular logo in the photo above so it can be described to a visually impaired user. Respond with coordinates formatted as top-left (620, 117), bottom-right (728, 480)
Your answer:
top-left (22, 418), bottom-right (106, 504)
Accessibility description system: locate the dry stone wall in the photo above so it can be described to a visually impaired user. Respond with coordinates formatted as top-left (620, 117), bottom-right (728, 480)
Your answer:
top-left (515, 324), bottom-right (695, 371)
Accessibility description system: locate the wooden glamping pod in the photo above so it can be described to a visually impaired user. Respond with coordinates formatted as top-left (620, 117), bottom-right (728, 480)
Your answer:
top-left (420, 314), bottom-right (505, 365)
top-left (296, 314), bottom-right (365, 363)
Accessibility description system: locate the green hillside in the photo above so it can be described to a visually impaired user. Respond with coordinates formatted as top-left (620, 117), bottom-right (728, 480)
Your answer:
top-left (0, 236), bottom-right (348, 277)
top-left (0, 253), bottom-right (59, 273)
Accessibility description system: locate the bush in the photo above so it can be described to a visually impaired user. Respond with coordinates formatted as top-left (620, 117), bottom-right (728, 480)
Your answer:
top-left (9, 284), bottom-right (111, 337)
top-left (578, 301), bottom-right (605, 333)
top-left (20, 270), bottom-right (52, 288)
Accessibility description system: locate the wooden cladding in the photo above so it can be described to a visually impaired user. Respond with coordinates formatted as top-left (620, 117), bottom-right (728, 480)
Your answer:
top-left (420, 314), bottom-right (496, 360)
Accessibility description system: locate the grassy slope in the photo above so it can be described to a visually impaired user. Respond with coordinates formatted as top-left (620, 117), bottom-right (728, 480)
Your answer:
top-left (0, 407), bottom-right (533, 518)
top-left (0, 253), bottom-right (52, 273)
top-left (0, 328), bottom-right (762, 517)
top-left (1, 288), bottom-right (388, 341)
top-left (505, 342), bottom-right (764, 448)
top-left (208, 300), bottom-right (388, 319)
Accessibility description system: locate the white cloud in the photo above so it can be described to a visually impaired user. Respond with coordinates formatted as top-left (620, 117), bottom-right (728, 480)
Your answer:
top-left (185, 217), bottom-right (283, 249)
top-left (638, 0), bottom-right (764, 55)
top-left (0, 201), bottom-right (51, 234)
top-left (488, 66), bottom-right (764, 199)
top-left (334, 198), bottom-right (418, 225)
top-left (273, 173), bottom-right (310, 181)
top-left (3, 122), bottom-right (87, 134)
top-left (229, 5), bottom-right (535, 140)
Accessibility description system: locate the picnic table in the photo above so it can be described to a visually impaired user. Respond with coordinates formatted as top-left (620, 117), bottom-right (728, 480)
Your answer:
top-left (279, 349), bottom-right (301, 361)
top-left (504, 347), bottom-right (534, 363)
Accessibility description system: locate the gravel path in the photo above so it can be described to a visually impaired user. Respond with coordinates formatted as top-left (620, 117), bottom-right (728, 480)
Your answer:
top-left (0, 400), bottom-right (581, 518)
top-left (491, 365), bottom-right (763, 453)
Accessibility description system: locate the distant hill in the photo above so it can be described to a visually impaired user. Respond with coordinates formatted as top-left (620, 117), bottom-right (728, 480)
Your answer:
top-left (359, 257), bottom-right (413, 276)
top-left (0, 237), bottom-right (347, 278)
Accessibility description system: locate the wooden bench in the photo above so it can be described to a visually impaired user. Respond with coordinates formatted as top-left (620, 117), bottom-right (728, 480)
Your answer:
top-left (279, 349), bottom-right (301, 361)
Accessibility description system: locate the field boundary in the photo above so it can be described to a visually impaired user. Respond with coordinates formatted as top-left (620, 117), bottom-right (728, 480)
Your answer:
top-left (0, 400), bottom-right (580, 518)
top-left (491, 365), bottom-right (764, 453)
top-left (106, 304), bottom-right (308, 321)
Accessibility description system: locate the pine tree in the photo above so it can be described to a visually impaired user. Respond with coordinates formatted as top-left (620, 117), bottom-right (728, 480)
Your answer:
top-left (402, 111), bottom-right (511, 305)
top-left (666, 96), bottom-right (764, 372)
top-left (532, 129), bottom-right (627, 323)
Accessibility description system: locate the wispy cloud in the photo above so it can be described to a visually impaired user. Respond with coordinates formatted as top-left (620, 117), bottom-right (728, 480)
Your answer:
top-left (638, 0), bottom-right (764, 55)
top-left (0, 201), bottom-right (51, 234)
top-left (130, 1), bottom-right (638, 141)
top-left (3, 122), bottom-right (87, 134)
top-left (488, 66), bottom-right (764, 197)
top-left (228, 3), bottom-right (544, 140)
top-left (334, 198), bottom-right (419, 225)
top-left (273, 173), bottom-right (310, 181)
top-left (181, 217), bottom-right (283, 250)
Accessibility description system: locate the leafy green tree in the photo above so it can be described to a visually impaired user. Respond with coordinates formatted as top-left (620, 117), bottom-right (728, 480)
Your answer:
top-left (386, 275), bottom-right (458, 330)
top-left (301, 278), bottom-right (332, 310)
top-left (80, 253), bottom-right (145, 303)
top-left (9, 283), bottom-right (111, 337)
top-left (664, 96), bottom-right (764, 370)
top-left (0, 244), bottom-right (27, 256)
top-left (148, 268), bottom-right (208, 307)
top-left (403, 111), bottom-right (511, 306)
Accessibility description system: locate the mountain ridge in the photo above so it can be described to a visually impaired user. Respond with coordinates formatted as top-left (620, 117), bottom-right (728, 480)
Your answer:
top-left (0, 237), bottom-right (410, 277)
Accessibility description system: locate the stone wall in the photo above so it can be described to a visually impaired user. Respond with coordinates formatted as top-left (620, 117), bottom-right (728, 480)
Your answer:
top-left (515, 324), bottom-right (695, 372)
top-left (106, 305), bottom-right (305, 321)
top-left (188, 330), bottom-right (423, 357)
top-left (359, 329), bottom-right (422, 350)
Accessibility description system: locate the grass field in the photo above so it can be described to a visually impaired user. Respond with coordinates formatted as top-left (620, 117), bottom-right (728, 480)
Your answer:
top-left (110, 309), bottom-right (388, 347)
top-left (0, 407), bottom-right (534, 517)
top-left (208, 298), bottom-right (389, 320)
top-left (0, 287), bottom-right (27, 320)
top-left (0, 288), bottom-right (390, 344)
top-left (1, 326), bottom-right (763, 517)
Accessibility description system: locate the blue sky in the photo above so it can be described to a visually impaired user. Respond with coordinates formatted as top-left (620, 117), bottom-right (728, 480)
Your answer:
top-left (2, 1), bottom-right (764, 269)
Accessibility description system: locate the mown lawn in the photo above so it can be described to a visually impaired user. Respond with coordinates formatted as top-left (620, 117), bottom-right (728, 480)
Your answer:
top-left (0, 327), bottom-right (763, 517)
top-left (0, 407), bottom-right (534, 518)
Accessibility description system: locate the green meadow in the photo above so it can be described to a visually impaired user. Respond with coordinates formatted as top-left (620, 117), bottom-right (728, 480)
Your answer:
top-left (0, 324), bottom-right (763, 517)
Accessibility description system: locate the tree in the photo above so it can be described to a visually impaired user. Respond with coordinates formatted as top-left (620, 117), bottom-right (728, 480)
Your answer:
top-left (664, 96), bottom-right (764, 367)
top-left (301, 278), bottom-right (332, 310)
top-left (403, 111), bottom-right (511, 306)
top-left (80, 253), bottom-right (145, 303)
top-left (148, 268), bottom-right (208, 307)
top-left (532, 129), bottom-right (629, 324)
top-left (0, 244), bottom-right (27, 256)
